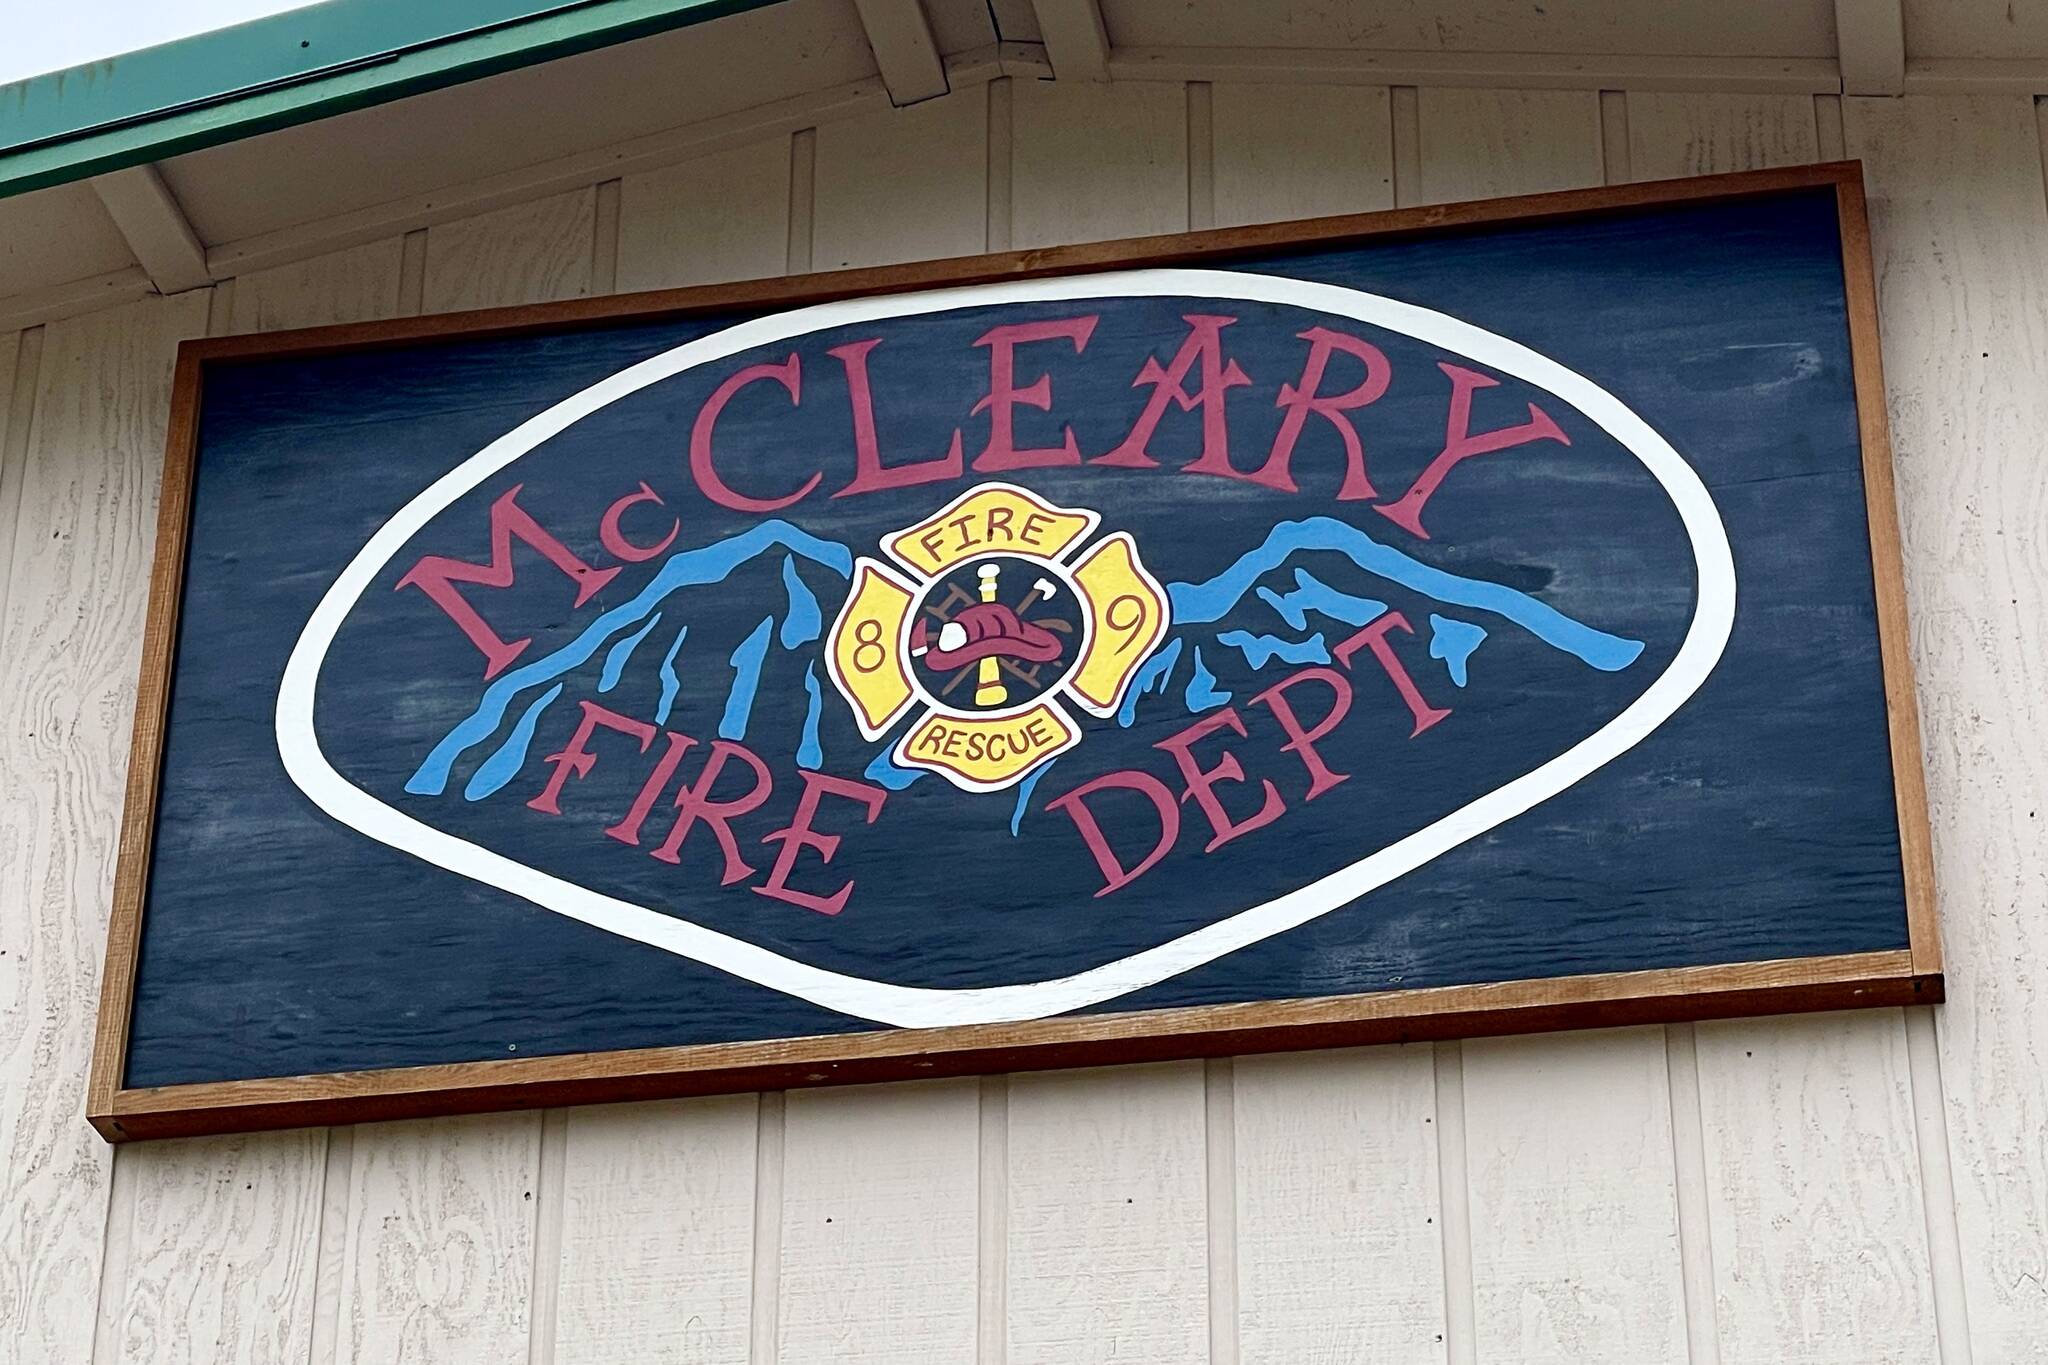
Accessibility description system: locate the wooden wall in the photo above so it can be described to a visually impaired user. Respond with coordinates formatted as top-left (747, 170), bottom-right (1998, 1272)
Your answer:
top-left (2, 79), bottom-right (2044, 1365)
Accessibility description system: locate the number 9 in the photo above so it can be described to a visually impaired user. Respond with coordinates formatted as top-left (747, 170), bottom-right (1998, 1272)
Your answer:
top-left (1104, 594), bottom-right (1149, 653)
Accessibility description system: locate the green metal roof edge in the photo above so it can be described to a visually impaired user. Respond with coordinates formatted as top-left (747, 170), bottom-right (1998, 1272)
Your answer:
top-left (0, 0), bottom-right (786, 200)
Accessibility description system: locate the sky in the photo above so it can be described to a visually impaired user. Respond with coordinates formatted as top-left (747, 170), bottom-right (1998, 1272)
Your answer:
top-left (0, 0), bottom-right (332, 85)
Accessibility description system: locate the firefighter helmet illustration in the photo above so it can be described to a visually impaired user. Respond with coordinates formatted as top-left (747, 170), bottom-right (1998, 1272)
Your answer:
top-left (825, 482), bottom-right (1171, 791)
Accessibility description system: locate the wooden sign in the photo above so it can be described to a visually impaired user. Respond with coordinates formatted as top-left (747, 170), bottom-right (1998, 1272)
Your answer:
top-left (91, 163), bottom-right (1938, 1140)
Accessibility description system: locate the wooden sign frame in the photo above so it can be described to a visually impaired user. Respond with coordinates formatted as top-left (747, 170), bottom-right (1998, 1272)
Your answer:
top-left (89, 161), bottom-right (1939, 1141)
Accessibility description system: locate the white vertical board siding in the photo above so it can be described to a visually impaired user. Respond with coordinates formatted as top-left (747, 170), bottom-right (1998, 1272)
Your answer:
top-left (1692, 1014), bottom-right (1936, 1363)
top-left (1001, 89), bottom-right (1212, 1365)
top-left (1232, 1047), bottom-right (1446, 1364)
top-left (1623, 91), bottom-right (1941, 1365)
top-left (423, 189), bottom-right (597, 311)
top-left (1624, 94), bottom-right (1821, 180)
top-left (1413, 89), bottom-right (1604, 204)
top-left (101, 1133), bottom-right (326, 1365)
top-left (552, 1097), bottom-right (758, 1364)
top-left (814, 89), bottom-right (991, 269)
top-left (1009, 80), bottom-right (1188, 248)
top-left (331, 1115), bottom-right (542, 1362)
top-left (1461, 1030), bottom-right (1688, 1362)
top-left (617, 141), bottom-right (794, 293)
top-left (777, 1082), bottom-right (982, 1362)
top-left (100, 239), bottom-right (411, 1365)
top-left (1411, 85), bottom-right (1688, 1365)
top-left (0, 329), bottom-right (25, 600)
top-left (1209, 84), bottom-right (1395, 227)
top-left (1850, 92), bottom-right (2048, 1364)
top-left (215, 239), bottom-right (410, 334)
top-left (0, 294), bottom-right (208, 1365)
top-left (326, 192), bottom-right (598, 1364)
top-left (0, 74), bottom-right (2039, 1365)
top-left (775, 97), bottom-right (988, 1365)
top-left (1205, 81), bottom-right (1444, 1365)
top-left (1006, 1064), bottom-right (1210, 1365)
top-left (542, 129), bottom-right (792, 1364)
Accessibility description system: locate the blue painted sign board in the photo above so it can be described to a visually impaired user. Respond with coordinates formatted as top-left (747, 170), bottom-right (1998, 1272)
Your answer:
top-left (92, 164), bottom-right (1938, 1139)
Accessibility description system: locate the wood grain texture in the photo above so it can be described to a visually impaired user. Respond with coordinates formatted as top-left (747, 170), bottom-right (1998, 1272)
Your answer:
top-left (424, 189), bottom-right (597, 312)
top-left (0, 294), bottom-right (207, 1365)
top-left (814, 90), bottom-right (990, 269)
top-left (0, 71), bottom-right (2014, 1365)
top-left (777, 1081), bottom-right (981, 1362)
top-left (1009, 79), bottom-right (1188, 247)
top-left (1413, 90), bottom-right (1604, 204)
top-left (1005, 1063), bottom-right (1209, 1365)
top-left (1693, 1012), bottom-right (1938, 1363)
top-left (98, 1132), bottom-right (326, 1365)
top-left (1623, 91), bottom-right (1944, 1365)
top-left (1847, 91), bottom-right (2048, 1362)
top-left (1624, 93), bottom-right (1820, 181)
top-left (1098, 0), bottom-right (1838, 59)
top-left (1900, 0), bottom-right (2048, 60)
top-left (1414, 88), bottom-right (1681, 1365)
top-left (328, 195), bottom-right (591, 1364)
top-left (1232, 1046), bottom-right (1446, 1364)
top-left (330, 1114), bottom-right (540, 1362)
top-left (87, 159), bottom-right (1933, 1143)
top-left (551, 1097), bottom-right (757, 1364)
top-left (1837, 172), bottom-right (1943, 986)
top-left (1461, 1028), bottom-right (1688, 1363)
top-left (217, 240), bottom-right (409, 335)
top-left (537, 124), bottom-right (787, 1365)
top-left (100, 241), bottom-right (413, 1365)
top-left (773, 108), bottom-right (989, 1365)
top-left (1207, 85), bottom-right (1439, 1365)
top-left (103, 951), bottom-right (1928, 1140)
top-left (154, 163), bottom-right (1879, 373)
top-left (617, 141), bottom-right (794, 293)
top-left (0, 330), bottom-right (24, 614)
top-left (1210, 83), bottom-right (1395, 228)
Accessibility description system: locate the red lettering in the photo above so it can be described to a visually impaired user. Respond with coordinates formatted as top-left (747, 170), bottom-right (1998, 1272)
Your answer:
top-left (599, 481), bottom-right (679, 563)
top-left (1154, 709), bottom-right (1285, 852)
top-left (689, 355), bottom-right (819, 513)
top-left (606, 730), bottom-right (696, 846)
top-left (1375, 363), bottom-right (1569, 539)
top-left (968, 316), bottom-right (1098, 472)
top-left (1248, 668), bottom-right (1353, 800)
top-left (649, 740), bottom-right (774, 883)
top-left (528, 701), bottom-right (657, 816)
top-left (830, 338), bottom-right (964, 497)
top-left (756, 771), bottom-right (887, 916)
top-left (1227, 327), bottom-right (1391, 499)
top-left (1332, 613), bottom-right (1451, 737)
top-left (1096, 314), bottom-right (1251, 470)
top-left (396, 485), bottom-right (619, 680)
top-left (1046, 770), bottom-right (1182, 897)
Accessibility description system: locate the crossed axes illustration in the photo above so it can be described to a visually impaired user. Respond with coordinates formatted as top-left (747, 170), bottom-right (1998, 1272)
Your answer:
top-left (909, 561), bottom-right (1062, 706)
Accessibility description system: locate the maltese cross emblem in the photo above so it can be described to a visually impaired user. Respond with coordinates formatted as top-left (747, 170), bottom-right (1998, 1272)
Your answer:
top-left (825, 482), bottom-right (1171, 791)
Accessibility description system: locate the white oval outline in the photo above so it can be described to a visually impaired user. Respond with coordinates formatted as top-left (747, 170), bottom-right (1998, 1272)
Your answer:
top-left (275, 268), bottom-right (1735, 1030)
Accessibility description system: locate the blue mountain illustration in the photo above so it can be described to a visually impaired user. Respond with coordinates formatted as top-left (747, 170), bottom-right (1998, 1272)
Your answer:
top-left (404, 513), bottom-right (1643, 814)
top-left (405, 521), bottom-right (850, 799)
top-left (1109, 516), bottom-right (1641, 737)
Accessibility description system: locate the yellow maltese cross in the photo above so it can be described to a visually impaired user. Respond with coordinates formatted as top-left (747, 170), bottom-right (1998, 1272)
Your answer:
top-left (825, 482), bottom-right (1171, 792)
